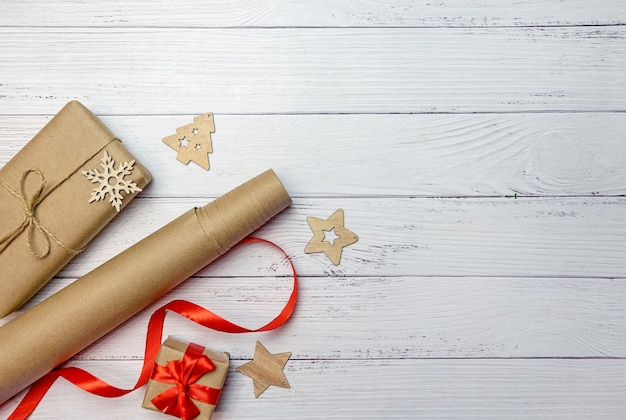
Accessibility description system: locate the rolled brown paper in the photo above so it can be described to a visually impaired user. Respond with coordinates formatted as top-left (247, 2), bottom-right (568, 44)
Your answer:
top-left (0, 169), bottom-right (291, 404)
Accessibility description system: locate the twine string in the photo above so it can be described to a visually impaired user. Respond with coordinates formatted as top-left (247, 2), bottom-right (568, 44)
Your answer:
top-left (0, 169), bottom-right (83, 258)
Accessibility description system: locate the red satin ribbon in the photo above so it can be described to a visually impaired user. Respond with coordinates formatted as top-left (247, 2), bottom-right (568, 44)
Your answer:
top-left (8, 237), bottom-right (298, 420)
top-left (150, 342), bottom-right (221, 420)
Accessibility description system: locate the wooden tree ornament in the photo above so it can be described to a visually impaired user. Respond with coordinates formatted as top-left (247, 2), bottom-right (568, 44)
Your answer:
top-left (163, 113), bottom-right (215, 170)
top-left (236, 341), bottom-right (291, 398)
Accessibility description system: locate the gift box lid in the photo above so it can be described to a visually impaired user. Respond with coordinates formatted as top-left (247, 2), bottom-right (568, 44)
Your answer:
top-left (142, 337), bottom-right (230, 420)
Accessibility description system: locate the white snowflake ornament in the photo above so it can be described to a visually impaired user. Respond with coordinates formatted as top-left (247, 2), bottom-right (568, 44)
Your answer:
top-left (82, 151), bottom-right (143, 212)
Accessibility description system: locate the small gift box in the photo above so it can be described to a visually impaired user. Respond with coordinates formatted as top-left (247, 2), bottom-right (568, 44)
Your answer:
top-left (143, 337), bottom-right (230, 420)
top-left (0, 101), bottom-right (151, 317)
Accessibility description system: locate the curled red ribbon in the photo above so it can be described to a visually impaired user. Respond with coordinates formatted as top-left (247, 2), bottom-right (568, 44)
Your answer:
top-left (8, 237), bottom-right (298, 420)
top-left (150, 342), bottom-right (222, 420)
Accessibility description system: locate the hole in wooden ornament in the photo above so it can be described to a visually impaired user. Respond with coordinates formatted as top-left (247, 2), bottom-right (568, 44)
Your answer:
top-left (192, 128), bottom-right (199, 135)
top-left (107, 177), bottom-right (117, 186)
top-left (179, 137), bottom-right (190, 148)
top-left (194, 143), bottom-right (201, 150)
top-left (323, 228), bottom-right (339, 245)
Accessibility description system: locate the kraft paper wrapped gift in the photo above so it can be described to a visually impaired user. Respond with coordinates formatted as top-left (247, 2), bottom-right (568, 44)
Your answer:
top-left (143, 337), bottom-right (230, 420)
top-left (0, 101), bottom-right (151, 317)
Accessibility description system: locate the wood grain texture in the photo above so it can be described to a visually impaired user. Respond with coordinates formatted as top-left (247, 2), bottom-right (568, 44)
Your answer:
top-left (2, 0), bottom-right (625, 417)
top-left (23, 197), bottom-right (626, 279)
top-left (0, 0), bottom-right (624, 28)
top-left (0, 27), bottom-right (624, 114)
top-left (2, 113), bottom-right (625, 197)
top-left (5, 276), bottom-right (623, 360)
top-left (1, 359), bottom-right (624, 419)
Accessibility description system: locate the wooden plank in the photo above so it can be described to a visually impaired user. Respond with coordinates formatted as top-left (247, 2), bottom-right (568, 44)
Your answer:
top-left (0, 27), bottom-right (624, 114)
top-left (0, 0), bottom-right (624, 28)
top-left (5, 276), bottom-right (623, 360)
top-left (2, 359), bottom-right (625, 418)
top-left (20, 197), bottom-right (626, 279)
top-left (3, 113), bottom-right (626, 197)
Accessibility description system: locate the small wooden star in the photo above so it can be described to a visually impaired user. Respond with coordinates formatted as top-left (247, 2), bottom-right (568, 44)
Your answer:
top-left (304, 208), bottom-right (359, 265)
top-left (236, 341), bottom-right (291, 398)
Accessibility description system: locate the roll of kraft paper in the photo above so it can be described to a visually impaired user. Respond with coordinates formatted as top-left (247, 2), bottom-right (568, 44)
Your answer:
top-left (0, 169), bottom-right (291, 404)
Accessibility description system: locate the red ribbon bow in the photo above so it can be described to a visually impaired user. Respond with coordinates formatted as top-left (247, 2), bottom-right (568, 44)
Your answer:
top-left (150, 342), bottom-right (222, 420)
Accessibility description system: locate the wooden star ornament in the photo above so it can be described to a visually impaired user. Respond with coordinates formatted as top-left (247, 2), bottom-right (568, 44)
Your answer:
top-left (163, 113), bottom-right (215, 170)
top-left (305, 208), bottom-right (359, 265)
top-left (236, 341), bottom-right (291, 398)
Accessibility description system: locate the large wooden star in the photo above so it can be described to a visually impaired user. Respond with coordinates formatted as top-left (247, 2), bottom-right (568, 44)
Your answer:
top-left (304, 208), bottom-right (359, 265)
top-left (236, 341), bottom-right (291, 398)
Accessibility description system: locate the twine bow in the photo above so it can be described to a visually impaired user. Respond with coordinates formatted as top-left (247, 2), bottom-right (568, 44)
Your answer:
top-left (150, 342), bottom-right (223, 420)
top-left (0, 169), bottom-right (82, 258)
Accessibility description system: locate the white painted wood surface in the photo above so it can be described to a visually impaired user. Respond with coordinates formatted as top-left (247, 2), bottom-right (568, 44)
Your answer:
top-left (1, 27), bottom-right (625, 114)
top-left (1, 1), bottom-right (625, 418)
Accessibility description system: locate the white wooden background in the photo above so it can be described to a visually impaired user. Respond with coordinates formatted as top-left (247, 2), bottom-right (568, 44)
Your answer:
top-left (1, 1), bottom-right (625, 418)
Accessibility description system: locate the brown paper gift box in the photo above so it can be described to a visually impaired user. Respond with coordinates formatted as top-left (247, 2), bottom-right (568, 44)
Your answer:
top-left (0, 101), bottom-right (151, 317)
top-left (143, 337), bottom-right (230, 420)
